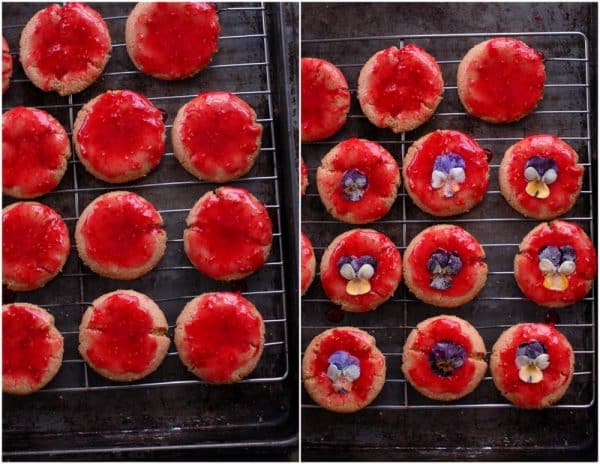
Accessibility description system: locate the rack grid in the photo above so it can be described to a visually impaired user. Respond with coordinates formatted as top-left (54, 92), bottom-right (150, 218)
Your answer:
top-left (301, 29), bottom-right (595, 417)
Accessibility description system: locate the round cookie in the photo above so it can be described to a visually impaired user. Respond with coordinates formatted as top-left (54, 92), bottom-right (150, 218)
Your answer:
top-left (402, 315), bottom-right (487, 401)
top-left (79, 290), bottom-right (170, 382)
top-left (358, 44), bottom-right (444, 133)
top-left (301, 157), bottom-right (308, 196)
top-left (73, 90), bottom-right (166, 183)
top-left (3, 36), bottom-right (13, 93)
top-left (125, 2), bottom-right (219, 80)
top-left (3, 202), bottom-right (70, 291)
top-left (3, 106), bottom-right (71, 198)
top-left (184, 187), bottom-right (272, 281)
top-left (3, 303), bottom-right (63, 395)
top-left (457, 38), bottom-right (545, 123)
top-left (499, 135), bottom-right (583, 220)
top-left (302, 327), bottom-right (386, 413)
top-left (490, 323), bottom-right (574, 409)
top-left (317, 138), bottom-right (400, 224)
top-left (172, 92), bottom-right (263, 183)
top-left (19, 3), bottom-right (111, 96)
top-left (403, 130), bottom-right (489, 217)
top-left (404, 225), bottom-right (487, 308)
top-left (75, 191), bottom-right (167, 280)
top-left (175, 292), bottom-right (265, 384)
top-left (514, 220), bottom-right (596, 308)
top-left (301, 232), bottom-right (316, 296)
top-left (301, 57), bottom-right (351, 142)
top-left (320, 229), bottom-right (402, 312)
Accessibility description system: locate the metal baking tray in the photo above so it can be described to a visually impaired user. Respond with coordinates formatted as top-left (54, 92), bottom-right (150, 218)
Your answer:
top-left (301, 2), bottom-right (597, 460)
top-left (2, 2), bottom-right (298, 459)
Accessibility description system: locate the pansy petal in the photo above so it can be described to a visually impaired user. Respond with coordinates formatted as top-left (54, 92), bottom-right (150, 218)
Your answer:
top-left (431, 170), bottom-right (447, 189)
top-left (515, 355), bottom-right (531, 368)
top-left (558, 260), bottom-right (576, 275)
top-left (327, 363), bottom-right (340, 382)
top-left (343, 364), bottom-right (361, 381)
top-left (449, 167), bottom-right (466, 183)
top-left (539, 258), bottom-right (557, 274)
top-left (542, 169), bottom-right (558, 185)
top-left (536, 181), bottom-right (550, 199)
top-left (346, 278), bottom-right (371, 295)
top-left (340, 263), bottom-right (356, 280)
top-left (357, 263), bottom-right (375, 280)
top-left (535, 353), bottom-right (550, 370)
top-left (543, 273), bottom-right (569, 291)
top-left (519, 364), bottom-right (544, 383)
top-left (524, 166), bottom-right (541, 181)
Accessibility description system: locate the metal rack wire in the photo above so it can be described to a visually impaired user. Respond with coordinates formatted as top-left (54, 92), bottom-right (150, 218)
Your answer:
top-left (3, 2), bottom-right (289, 394)
top-left (301, 31), bottom-right (595, 411)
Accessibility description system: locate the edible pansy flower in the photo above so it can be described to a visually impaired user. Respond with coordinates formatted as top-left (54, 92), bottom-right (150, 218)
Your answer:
top-left (327, 350), bottom-right (360, 394)
top-left (538, 245), bottom-right (576, 291)
top-left (524, 156), bottom-right (558, 199)
top-left (429, 341), bottom-right (467, 377)
top-left (426, 249), bottom-right (462, 290)
top-left (337, 255), bottom-right (377, 295)
top-left (431, 153), bottom-right (466, 198)
top-left (342, 169), bottom-right (368, 202)
top-left (515, 341), bottom-right (550, 384)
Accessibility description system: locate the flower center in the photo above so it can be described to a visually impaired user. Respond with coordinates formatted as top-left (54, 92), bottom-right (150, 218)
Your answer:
top-left (341, 169), bottom-right (368, 202)
top-left (515, 341), bottom-right (550, 384)
top-left (429, 341), bottom-right (467, 377)
top-left (431, 152), bottom-right (466, 198)
top-left (524, 156), bottom-right (558, 199)
top-left (426, 249), bottom-right (462, 290)
top-left (337, 255), bottom-right (377, 296)
top-left (538, 245), bottom-right (576, 291)
top-left (327, 350), bottom-right (361, 394)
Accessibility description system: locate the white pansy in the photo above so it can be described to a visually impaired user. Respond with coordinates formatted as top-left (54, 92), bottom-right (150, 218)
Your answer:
top-left (339, 263), bottom-right (356, 280)
top-left (342, 364), bottom-right (360, 381)
top-left (538, 258), bottom-right (556, 274)
top-left (431, 170), bottom-right (447, 189)
top-left (524, 166), bottom-right (541, 181)
top-left (357, 263), bottom-right (375, 280)
top-left (542, 169), bottom-right (558, 185)
top-left (558, 260), bottom-right (576, 275)
top-left (449, 167), bottom-right (466, 183)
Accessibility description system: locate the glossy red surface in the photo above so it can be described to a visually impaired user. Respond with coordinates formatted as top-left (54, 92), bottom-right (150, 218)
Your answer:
top-left (301, 232), bottom-right (315, 294)
top-left (301, 157), bottom-right (308, 195)
top-left (2, 36), bottom-right (12, 93)
top-left (76, 90), bottom-right (165, 180)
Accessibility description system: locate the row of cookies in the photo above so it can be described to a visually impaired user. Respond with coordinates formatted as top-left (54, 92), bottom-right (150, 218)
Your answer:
top-left (3, 291), bottom-right (265, 394)
top-left (302, 317), bottom-right (575, 412)
top-left (2, 3), bottom-right (220, 96)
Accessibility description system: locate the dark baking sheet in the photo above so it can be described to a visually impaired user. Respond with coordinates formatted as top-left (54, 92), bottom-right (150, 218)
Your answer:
top-left (301, 2), bottom-right (597, 461)
top-left (2, 2), bottom-right (298, 459)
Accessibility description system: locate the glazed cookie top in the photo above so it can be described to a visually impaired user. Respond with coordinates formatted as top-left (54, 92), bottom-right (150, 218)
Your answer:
top-left (3, 36), bottom-right (12, 93)
top-left (459, 38), bottom-right (545, 122)
top-left (126, 2), bottom-right (219, 79)
top-left (75, 90), bottom-right (166, 182)
top-left (301, 232), bottom-right (316, 295)
top-left (493, 323), bottom-right (572, 408)
top-left (404, 130), bottom-right (489, 215)
top-left (301, 157), bottom-right (308, 195)
top-left (501, 135), bottom-right (583, 217)
top-left (406, 225), bottom-right (486, 296)
top-left (301, 57), bottom-right (351, 141)
top-left (3, 107), bottom-right (70, 198)
top-left (20, 3), bottom-right (111, 92)
top-left (515, 221), bottom-right (596, 306)
top-left (359, 45), bottom-right (443, 128)
top-left (317, 138), bottom-right (400, 224)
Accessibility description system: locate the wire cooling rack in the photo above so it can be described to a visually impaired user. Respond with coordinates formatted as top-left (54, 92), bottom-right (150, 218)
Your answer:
top-left (301, 29), bottom-right (595, 418)
top-left (2, 1), bottom-right (289, 395)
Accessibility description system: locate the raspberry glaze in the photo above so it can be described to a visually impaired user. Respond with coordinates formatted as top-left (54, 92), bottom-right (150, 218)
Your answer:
top-left (180, 292), bottom-right (263, 383)
top-left (3, 202), bottom-right (70, 291)
top-left (75, 90), bottom-right (165, 182)
top-left (317, 138), bottom-right (400, 223)
top-left (176, 92), bottom-right (262, 181)
top-left (301, 232), bottom-right (316, 295)
top-left (128, 2), bottom-right (219, 79)
top-left (515, 221), bottom-right (596, 307)
top-left (185, 187), bottom-right (272, 280)
top-left (84, 293), bottom-right (158, 375)
top-left (301, 57), bottom-right (351, 141)
top-left (301, 157), bottom-right (308, 195)
top-left (3, 304), bottom-right (63, 386)
top-left (2, 36), bottom-right (12, 93)
top-left (404, 130), bottom-right (489, 215)
top-left (3, 107), bottom-right (70, 198)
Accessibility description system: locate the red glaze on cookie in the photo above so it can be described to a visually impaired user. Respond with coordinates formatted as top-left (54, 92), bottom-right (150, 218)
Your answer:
top-left (406, 317), bottom-right (476, 395)
top-left (3, 304), bottom-right (63, 385)
top-left (317, 138), bottom-right (400, 223)
top-left (361, 45), bottom-right (443, 127)
top-left (75, 90), bottom-right (165, 182)
top-left (84, 293), bottom-right (157, 375)
top-left (185, 187), bottom-right (272, 280)
top-left (460, 38), bottom-right (545, 122)
top-left (128, 2), bottom-right (219, 79)
top-left (176, 92), bottom-right (262, 181)
top-left (3, 36), bottom-right (12, 93)
top-left (22, 3), bottom-right (111, 90)
top-left (501, 135), bottom-right (583, 217)
top-left (301, 232), bottom-right (316, 295)
top-left (495, 323), bottom-right (572, 408)
top-left (3, 202), bottom-right (70, 291)
top-left (80, 193), bottom-right (163, 269)
top-left (301, 157), bottom-right (308, 195)
top-left (3, 107), bottom-right (70, 198)
top-left (404, 130), bottom-right (489, 215)
top-left (515, 221), bottom-right (596, 307)
top-left (301, 57), bottom-right (350, 141)
top-left (321, 229), bottom-right (402, 311)
top-left (181, 292), bottom-right (263, 383)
